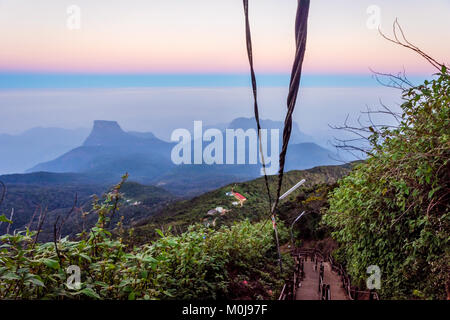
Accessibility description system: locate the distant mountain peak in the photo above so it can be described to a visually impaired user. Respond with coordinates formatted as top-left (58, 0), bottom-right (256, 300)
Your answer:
top-left (83, 120), bottom-right (128, 146)
top-left (227, 117), bottom-right (313, 144)
top-left (93, 120), bottom-right (124, 134)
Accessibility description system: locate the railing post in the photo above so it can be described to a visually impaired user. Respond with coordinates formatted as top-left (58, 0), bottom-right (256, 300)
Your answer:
top-left (286, 279), bottom-right (294, 300)
top-left (320, 283), bottom-right (330, 300)
top-left (318, 263), bottom-right (324, 293)
top-left (300, 258), bottom-right (304, 280)
top-left (286, 247), bottom-right (378, 301)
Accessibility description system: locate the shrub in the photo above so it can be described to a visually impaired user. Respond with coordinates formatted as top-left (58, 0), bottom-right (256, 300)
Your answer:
top-left (0, 176), bottom-right (292, 299)
top-left (323, 68), bottom-right (449, 299)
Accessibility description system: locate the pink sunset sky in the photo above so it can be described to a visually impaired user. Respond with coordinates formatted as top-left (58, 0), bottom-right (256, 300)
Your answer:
top-left (0, 0), bottom-right (449, 75)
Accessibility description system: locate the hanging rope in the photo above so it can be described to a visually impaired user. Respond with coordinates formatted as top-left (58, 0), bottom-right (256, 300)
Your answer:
top-left (243, 0), bottom-right (310, 273)
top-left (272, 0), bottom-right (310, 215)
top-left (242, 0), bottom-right (273, 211)
top-left (242, 0), bottom-right (310, 215)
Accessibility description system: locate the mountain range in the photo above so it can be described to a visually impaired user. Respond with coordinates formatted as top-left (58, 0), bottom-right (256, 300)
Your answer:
top-left (24, 119), bottom-right (336, 193)
top-left (0, 118), bottom-right (344, 239)
top-left (28, 120), bottom-right (174, 183)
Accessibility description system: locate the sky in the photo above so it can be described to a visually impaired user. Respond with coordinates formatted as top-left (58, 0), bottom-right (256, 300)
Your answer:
top-left (0, 86), bottom-right (402, 146)
top-left (0, 0), bottom-right (448, 141)
top-left (0, 0), bottom-right (448, 75)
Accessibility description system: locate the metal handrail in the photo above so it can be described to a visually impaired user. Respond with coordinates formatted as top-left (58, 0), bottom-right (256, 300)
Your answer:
top-left (278, 284), bottom-right (287, 300)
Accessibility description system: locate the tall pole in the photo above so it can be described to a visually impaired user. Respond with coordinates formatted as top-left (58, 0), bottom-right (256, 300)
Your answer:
top-left (290, 211), bottom-right (307, 249)
top-left (272, 180), bottom-right (306, 274)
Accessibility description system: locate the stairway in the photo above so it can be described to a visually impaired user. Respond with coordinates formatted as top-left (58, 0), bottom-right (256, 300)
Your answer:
top-left (322, 261), bottom-right (348, 300)
top-left (295, 258), bottom-right (320, 300)
top-left (294, 251), bottom-right (348, 300)
top-left (279, 248), bottom-right (379, 300)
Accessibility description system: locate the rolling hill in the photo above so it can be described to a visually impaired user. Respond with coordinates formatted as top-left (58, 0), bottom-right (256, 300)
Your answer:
top-left (130, 163), bottom-right (353, 243)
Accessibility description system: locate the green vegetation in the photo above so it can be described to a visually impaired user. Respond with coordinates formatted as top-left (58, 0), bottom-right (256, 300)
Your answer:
top-left (0, 184), bottom-right (103, 238)
top-left (120, 182), bottom-right (173, 206)
top-left (0, 180), bottom-right (173, 243)
top-left (132, 164), bottom-right (351, 243)
top-left (2, 69), bottom-right (447, 300)
top-left (323, 68), bottom-right (450, 299)
top-left (0, 176), bottom-right (293, 300)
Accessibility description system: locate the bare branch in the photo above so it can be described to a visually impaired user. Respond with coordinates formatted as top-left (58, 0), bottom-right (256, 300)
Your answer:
top-left (378, 19), bottom-right (446, 72)
top-left (57, 193), bottom-right (78, 239)
top-left (331, 20), bottom-right (446, 159)
top-left (53, 216), bottom-right (62, 264)
top-left (5, 208), bottom-right (14, 234)
top-left (32, 206), bottom-right (48, 248)
top-left (369, 68), bottom-right (414, 91)
top-left (27, 204), bottom-right (40, 230)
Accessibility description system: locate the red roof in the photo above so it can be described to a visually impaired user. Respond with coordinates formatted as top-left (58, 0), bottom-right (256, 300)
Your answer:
top-left (233, 192), bottom-right (247, 201)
